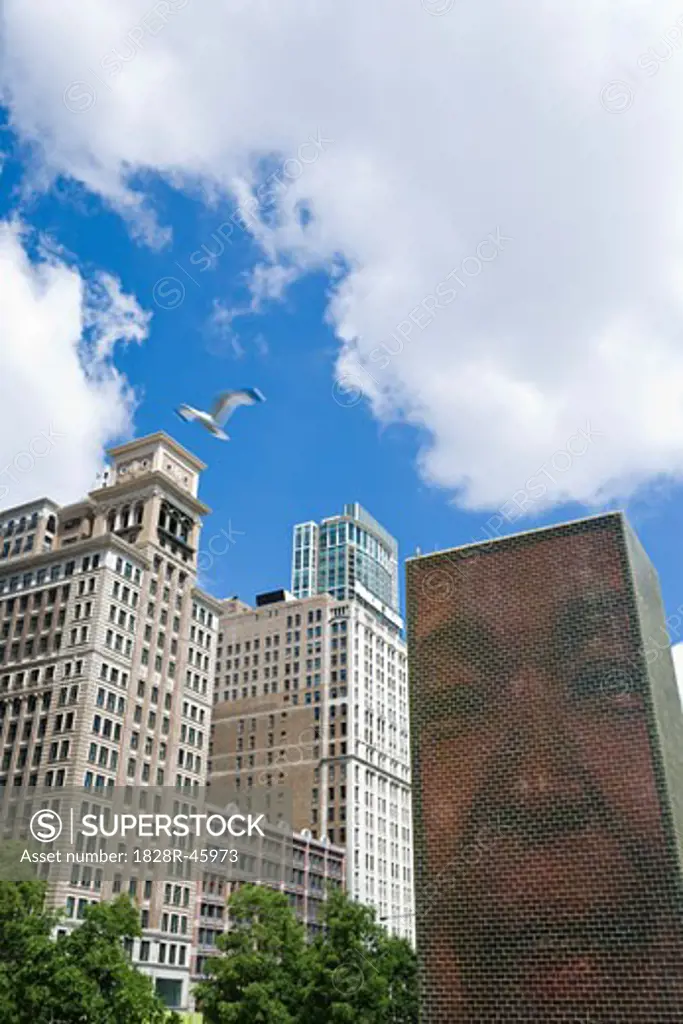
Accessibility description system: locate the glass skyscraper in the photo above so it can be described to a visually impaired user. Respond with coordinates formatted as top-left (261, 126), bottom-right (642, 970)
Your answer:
top-left (291, 503), bottom-right (400, 625)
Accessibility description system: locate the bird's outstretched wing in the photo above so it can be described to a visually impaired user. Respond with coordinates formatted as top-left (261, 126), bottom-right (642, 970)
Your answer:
top-left (176, 405), bottom-right (200, 423)
top-left (211, 388), bottom-right (266, 426)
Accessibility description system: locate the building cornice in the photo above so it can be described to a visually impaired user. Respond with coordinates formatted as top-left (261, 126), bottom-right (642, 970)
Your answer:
top-left (88, 471), bottom-right (211, 516)
top-left (58, 498), bottom-right (98, 519)
top-left (0, 497), bottom-right (60, 519)
top-left (107, 432), bottom-right (206, 472)
top-left (191, 586), bottom-right (224, 614)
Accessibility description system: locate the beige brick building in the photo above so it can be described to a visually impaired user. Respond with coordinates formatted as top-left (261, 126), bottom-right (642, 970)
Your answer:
top-left (210, 583), bottom-right (414, 941)
top-left (0, 432), bottom-right (219, 1011)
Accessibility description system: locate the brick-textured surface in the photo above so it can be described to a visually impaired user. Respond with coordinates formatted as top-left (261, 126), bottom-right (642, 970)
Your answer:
top-left (407, 513), bottom-right (683, 1022)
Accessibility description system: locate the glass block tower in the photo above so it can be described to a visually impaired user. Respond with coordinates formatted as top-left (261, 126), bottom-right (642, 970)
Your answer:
top-left (407, 512), bottom-right (683, 1021)
top-left (291, 504), bottom-right (400, 628)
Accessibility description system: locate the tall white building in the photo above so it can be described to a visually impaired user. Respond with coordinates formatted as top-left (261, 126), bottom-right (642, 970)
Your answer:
top-left (211, 504), bottom-right (414, 941)
top-left (0, 432), bottom-right (220, 1011)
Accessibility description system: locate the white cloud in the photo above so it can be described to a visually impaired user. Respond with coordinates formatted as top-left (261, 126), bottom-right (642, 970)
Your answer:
top-left (3, 0), bottom-right (683, 509)
top-left (84, 272), bottom-right (149, 359)
top-left (209, 301), bottom-right (244, 358)
top-left (208, 300), bottom-right (272, 359)
top-left (0, 220), bottom-right (148, 507)
top-left (209, 261), bottom-right (298, 355)
top-left (671, 642), bottom-right (683, 703)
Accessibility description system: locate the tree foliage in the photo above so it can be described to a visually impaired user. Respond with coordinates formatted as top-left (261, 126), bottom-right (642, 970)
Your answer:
top-left (195, 885), bottom-right (307, 1023)
top-left (196, 884), bottom-right (417, 1024)
top-left (0, 880), bottom-right (178, 1024)
top-left (0, 878), bottom-right (418, 1023)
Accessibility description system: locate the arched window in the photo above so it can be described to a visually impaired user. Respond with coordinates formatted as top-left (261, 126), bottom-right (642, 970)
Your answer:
top-left (135, 503), bottom-right (144, 525)
top-left (46, 516), bottom-right (56, 534)
top-left (107, 511), bottom-right (116, 533)
top-left (121, 506), bottom-right (130, 529)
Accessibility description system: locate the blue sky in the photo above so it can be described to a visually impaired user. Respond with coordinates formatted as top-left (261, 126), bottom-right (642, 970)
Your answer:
top-left (1, 1), bottom-right (683, 641)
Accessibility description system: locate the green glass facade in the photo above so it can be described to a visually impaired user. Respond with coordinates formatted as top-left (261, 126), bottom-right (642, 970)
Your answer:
top-left (292, 503), bottom-right (399, 614)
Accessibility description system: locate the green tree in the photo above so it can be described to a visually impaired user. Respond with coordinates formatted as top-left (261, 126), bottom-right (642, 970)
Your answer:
top-left (53, 896), bottom-right (176, 1024)
top-left (373, 930), bottom-right (419, 1024)
top-left (196, 883), bottom-right (418, 1024)
top-left (0, 880), bottom-right (58, 1023)
top-left (195, 884), bottom-right (308, 1023)
top-left (303, 886), bottom-right (417, 1024)
top-left (0, 880), bottom-right (177, 1024)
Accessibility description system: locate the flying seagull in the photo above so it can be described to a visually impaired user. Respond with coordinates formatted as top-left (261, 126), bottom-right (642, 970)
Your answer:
top-left (175, 387), bottom-right (265, 440)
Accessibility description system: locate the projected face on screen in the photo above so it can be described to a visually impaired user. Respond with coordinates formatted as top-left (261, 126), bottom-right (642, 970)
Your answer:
top-left (410, 523), bottom-right (683, 1022)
